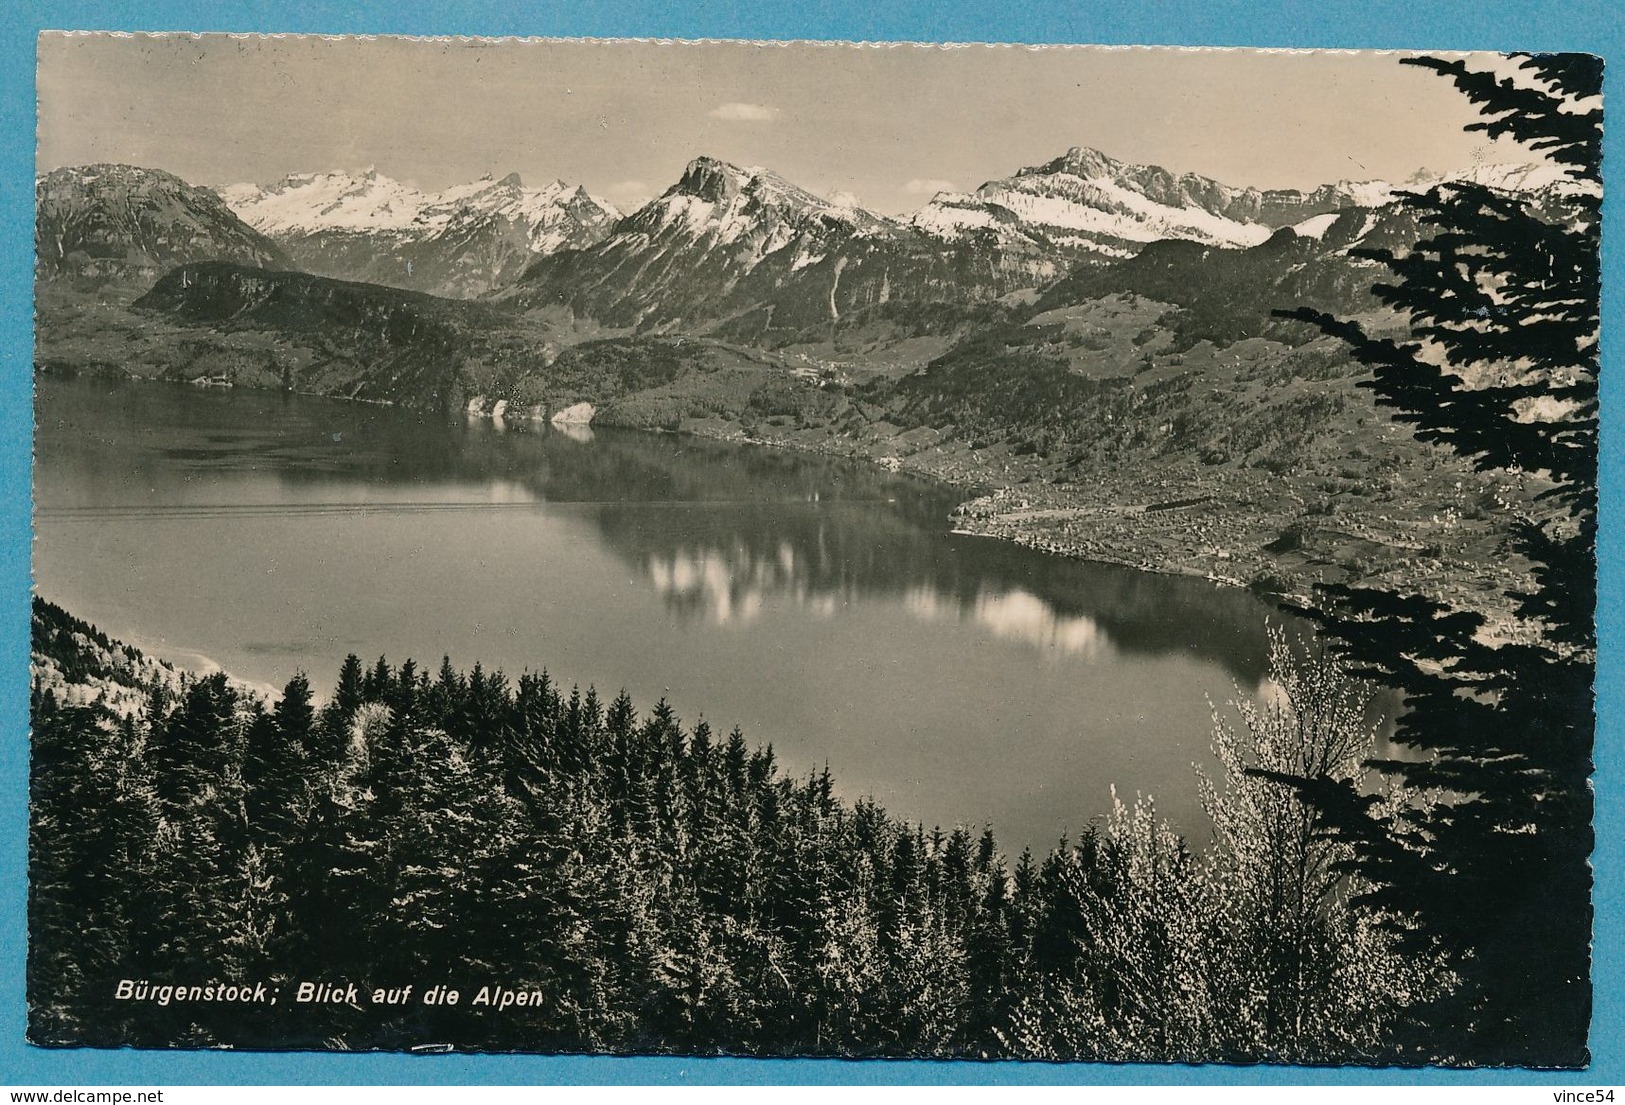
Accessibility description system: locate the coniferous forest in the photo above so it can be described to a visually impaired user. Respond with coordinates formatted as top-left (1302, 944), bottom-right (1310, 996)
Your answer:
top-left (29, 598), bottom-right (1449, 1060)
top-left (27, 52), bottom-right (1598, 1067)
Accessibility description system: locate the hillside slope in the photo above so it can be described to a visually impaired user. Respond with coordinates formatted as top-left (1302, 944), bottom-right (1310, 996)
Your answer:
top-left (36, 164), bottom-right (288, 280)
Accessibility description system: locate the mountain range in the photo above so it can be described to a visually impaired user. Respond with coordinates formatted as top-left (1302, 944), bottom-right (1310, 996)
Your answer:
top-left (32, 144), bottom-right (1579, 410)
top-left (219, 169), bottom-right (620, 297)
top-left (198, 147), bottom-right (1571, 340)
top-left (497, 147), bottom-right (1439, 342)
top-left (33, 142), bottom-right (1581, 614)
top-left (37, 147), bottom-right (1575, 333)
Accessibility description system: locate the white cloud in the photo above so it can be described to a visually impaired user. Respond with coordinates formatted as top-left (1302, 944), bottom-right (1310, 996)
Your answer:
top-left (904, 178), bottom-right (958, 196)
top-left (709, 101), bottom-right (778, 122)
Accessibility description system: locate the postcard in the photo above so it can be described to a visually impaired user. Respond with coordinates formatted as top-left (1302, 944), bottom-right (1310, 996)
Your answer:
top-left (18, 27), bottom-right (1610, 1078)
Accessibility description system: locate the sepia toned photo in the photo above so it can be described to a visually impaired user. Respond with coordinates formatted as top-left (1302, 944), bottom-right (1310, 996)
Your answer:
top-left (27, 35), bottom-right (1599, 1066)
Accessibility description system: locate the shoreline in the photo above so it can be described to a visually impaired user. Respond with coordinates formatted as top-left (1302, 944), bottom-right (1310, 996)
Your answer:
top-left (664, 412), bottom-right (1534, 635)
top-left (39, 366), bottom-right (1533, 634)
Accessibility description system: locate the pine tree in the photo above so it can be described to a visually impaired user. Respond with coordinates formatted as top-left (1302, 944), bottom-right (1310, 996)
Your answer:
top-left (244, 672), bottom-right (313, 832)
top-left (362, 655), bottom-right (392, 701)
top-left (1274, 52), bottom-right (1600, 1065)
top-left (316, 653), bottom-right (365, 760)
top-left (28, 704), bottom-right (142, 1043)
top-left (151, 672), bottom-right (242, 811)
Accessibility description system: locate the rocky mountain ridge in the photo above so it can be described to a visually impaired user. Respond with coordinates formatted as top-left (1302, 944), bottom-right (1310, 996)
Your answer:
top-left (912, 146), bottom-right (1280, 258)
top-left (909, 146), bottom-right (1583, 259)
top-left (35, 164), bottom-right (288, 280)
top-left (218, 168), bottom-right (620, 297)
top-left (508, 147), bottom-right (1578, 343)
top-left (31, 143), bottom-right (1579, 653)
top-left (505, 155), bottom-right (1043, 337)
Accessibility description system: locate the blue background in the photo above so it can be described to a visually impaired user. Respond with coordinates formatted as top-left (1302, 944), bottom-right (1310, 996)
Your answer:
top-left (1, 0), bottom-right (1621, 1087)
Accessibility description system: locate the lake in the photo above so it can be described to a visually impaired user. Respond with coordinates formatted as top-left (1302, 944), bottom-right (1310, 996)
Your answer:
top-left (34, 375), bottom-right (1303, 850)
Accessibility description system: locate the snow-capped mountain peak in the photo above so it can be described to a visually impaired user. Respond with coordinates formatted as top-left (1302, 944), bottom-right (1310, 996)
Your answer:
top-left (217, 169), bottom-right (621, 297)
top-left (1015, 145), bottom-right (1121, 181)
top-left (908, 145), bottom-right (1588, 265)
top-left (636, 156), bottom-right (892, 245)
top-left (218, 169), bottom-right (428, 233)
top-left (222, 169), bottom-right (619, 239)
top-left (1274, 161), bottom-right (1591, 215)
top-left (1433, 160), bottom-right (1597, 197)
top-left (909, 144), bottom-right (1274, 258)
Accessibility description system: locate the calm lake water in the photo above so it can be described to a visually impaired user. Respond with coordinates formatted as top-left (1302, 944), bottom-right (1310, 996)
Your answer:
top-left (34, 375), bottom-right (1299, 849)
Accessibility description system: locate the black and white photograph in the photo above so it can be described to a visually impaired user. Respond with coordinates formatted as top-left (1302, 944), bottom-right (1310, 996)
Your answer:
top-left (27, 35), bottom-right (1600, 1067)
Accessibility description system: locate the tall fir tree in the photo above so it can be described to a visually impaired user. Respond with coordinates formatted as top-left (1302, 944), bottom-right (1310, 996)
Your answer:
top-left (1275, 52), bottom-right (1600, 1065)
top-left (316, 653), bottom-right (366, 760)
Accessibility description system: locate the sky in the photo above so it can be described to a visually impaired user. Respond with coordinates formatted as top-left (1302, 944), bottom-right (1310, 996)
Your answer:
top-left (36, 34), bottom-right (1533, 215)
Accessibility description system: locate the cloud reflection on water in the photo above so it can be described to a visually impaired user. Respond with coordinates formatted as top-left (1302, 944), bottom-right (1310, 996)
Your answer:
top-left (643, 532), bottom-right (1114, 661)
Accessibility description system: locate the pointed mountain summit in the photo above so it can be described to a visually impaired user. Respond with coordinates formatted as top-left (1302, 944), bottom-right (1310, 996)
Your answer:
top-left (624, 156), bottom-right (894, 246)
top-left (507, 146), bottom-right (1434, 339)
top-left (910, 145), bottom-right (1280, 259)
top-left (220, 169), bottom-right (619, 297)
top-left (510, 155), bottom-right (1056, 336)
top-left (901, 145), bottom-right (1566, 263)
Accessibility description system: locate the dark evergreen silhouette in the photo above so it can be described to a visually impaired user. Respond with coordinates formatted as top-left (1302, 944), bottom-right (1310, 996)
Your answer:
top-left (28, 596), bottom-right (1441, 1060)
top-left (1274, 52), bottom-right (1599, 1065)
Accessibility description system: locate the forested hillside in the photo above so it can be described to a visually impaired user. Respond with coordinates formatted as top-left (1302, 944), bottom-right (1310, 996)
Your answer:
top-left (29, 598), bottom-right (1445, 1060)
